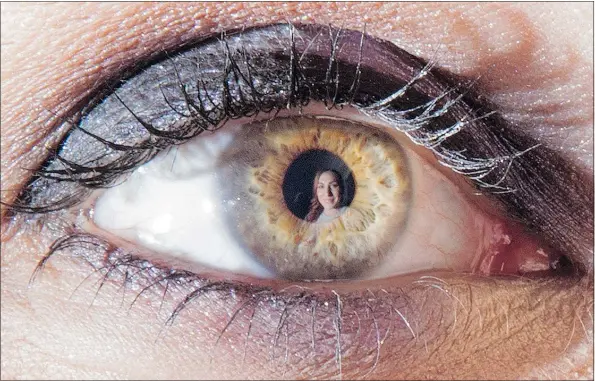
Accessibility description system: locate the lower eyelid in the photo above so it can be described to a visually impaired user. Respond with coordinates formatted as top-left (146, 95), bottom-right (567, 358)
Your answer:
top-left (140, 270), bottom-right (590, 379)
top-left (11, 215), bottom-right (591, 378)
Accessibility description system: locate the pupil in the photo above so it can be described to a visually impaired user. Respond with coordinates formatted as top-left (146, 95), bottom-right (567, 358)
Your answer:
top-left (282, 149), bottom-right (355, 220)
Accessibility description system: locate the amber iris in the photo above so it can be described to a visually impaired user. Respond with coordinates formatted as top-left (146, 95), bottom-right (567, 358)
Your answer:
top-left (219, 117), bottom-right (411, 279)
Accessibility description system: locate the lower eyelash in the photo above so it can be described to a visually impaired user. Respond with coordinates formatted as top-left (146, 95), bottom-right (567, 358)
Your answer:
top-left (24, 226), bottom-right (589, 380)
top-left (30, 227), bottom-right (577, 317)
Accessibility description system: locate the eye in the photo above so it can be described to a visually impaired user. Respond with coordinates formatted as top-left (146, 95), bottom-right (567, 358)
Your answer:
top-left (10, 22), bottom-right (573, 285)
top-left (88, 113), bottom-right (547, 281)
top-left (5, 19), bottom-right (592, 380)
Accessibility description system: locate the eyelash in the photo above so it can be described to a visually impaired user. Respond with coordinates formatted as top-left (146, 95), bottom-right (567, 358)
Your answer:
top-left (11, 24), bottom-right (532, 215)
top-left (5, 23), bottom-right (586, 331)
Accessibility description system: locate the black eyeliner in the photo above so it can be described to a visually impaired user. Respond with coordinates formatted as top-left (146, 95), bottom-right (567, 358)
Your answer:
top-left (7, 23), bottom-right (593, 271)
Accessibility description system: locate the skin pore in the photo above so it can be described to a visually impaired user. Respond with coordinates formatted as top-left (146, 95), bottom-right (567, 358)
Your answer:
top-left (1, 3), bottom-right (593, 380)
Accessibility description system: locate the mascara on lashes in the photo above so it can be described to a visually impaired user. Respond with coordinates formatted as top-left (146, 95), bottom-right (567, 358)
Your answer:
top-left (10, 23), bottom-right (593, 272)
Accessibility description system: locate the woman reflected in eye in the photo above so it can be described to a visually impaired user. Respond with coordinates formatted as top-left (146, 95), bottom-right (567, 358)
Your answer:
top-left (306, 170), bottom-right (347, 223)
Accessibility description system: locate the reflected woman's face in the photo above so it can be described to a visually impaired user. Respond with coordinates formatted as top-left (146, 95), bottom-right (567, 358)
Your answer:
top-left (316, 171), bottom-right (341, 210)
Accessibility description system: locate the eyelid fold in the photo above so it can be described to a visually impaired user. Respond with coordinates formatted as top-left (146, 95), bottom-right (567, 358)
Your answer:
top-left (8, 23), bottom-right (592, 273)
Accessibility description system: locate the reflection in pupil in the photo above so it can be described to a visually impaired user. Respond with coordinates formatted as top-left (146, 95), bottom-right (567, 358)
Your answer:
top-left (308, 170), bottom-right (346, 223)
top-left (282, 149), bottom-right (355, 221)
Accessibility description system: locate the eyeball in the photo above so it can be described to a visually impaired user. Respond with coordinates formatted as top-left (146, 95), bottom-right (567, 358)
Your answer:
top-left (91, 111), bottom-right (551, 281)
top-left (219, 116), bottom-right (411, 279)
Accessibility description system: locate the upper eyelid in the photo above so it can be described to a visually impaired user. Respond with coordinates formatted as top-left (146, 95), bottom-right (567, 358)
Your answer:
top-left (10, 23), bottom-right (492, 207)
top-left (2, 3), bottom-right (591, 197)
top-left (0, 27), bottom-right (574, 204)
top-left (2, 3), bottom-right (591, 151)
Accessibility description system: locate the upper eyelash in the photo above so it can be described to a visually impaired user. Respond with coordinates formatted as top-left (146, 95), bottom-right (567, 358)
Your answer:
top-left (5, 22), bottom-right (592, 273)
top-left (9, 23), bottom-right (524, 212)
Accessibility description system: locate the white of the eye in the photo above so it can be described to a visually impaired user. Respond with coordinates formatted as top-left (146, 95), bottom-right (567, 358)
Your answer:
top-left (93, 126), bottom-right (274, 278)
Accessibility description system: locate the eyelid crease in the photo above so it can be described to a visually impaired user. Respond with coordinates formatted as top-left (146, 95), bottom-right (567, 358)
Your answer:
top-left (5, 22), bottom-right (593, 272)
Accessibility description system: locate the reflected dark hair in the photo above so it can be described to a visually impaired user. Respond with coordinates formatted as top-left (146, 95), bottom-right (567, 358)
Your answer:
top-left (304, 170), bottom-right (343, 222)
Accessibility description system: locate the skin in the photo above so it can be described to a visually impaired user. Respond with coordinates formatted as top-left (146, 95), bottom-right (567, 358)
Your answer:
top-left (316, 171), bottom-right (341, 215)
top-left (1, 2), bottom-right (593, 380)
